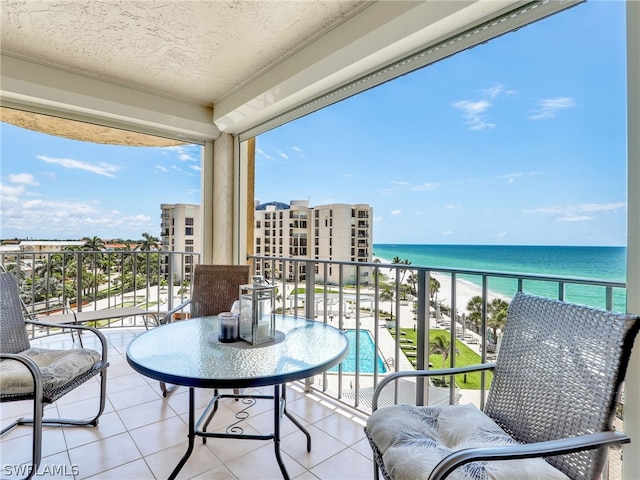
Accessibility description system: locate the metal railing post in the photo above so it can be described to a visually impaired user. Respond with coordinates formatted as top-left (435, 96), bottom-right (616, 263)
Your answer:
top-left (76, 252), bottom-right (83, 312)
top-left (416, 269), bottom-right (428, 405)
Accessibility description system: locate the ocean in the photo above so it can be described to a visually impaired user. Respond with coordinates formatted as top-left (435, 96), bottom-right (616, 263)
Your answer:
top-left (373, 244), bottom-right (627, 312)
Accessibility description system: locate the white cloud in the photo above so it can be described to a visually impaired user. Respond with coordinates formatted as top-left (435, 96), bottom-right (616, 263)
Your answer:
top-left (453, 99), bottom-right (495, 130)
top-left (277, 150), bottom-right (288, 160)
top-left (559, 215), bottom-right (592, 222)
top-left (454, 99), bottom-right (491, 116)
top-left (390, 209), bottom-right (402, 215)
top-left (163, 145), bottom-right (200, 162)
top-left (8, 173), bottom-right (39, 186)
top-left (256, 148), bottom-right (282, 164)
top-left (528, 97), bottom-right (576, 120)
top-left (441, 230), bottom-right (453, 236)
top-left (0, 182), bottom-right (26, 201)
top-left (1, 194), bottom-right (156, 237)
top-left (412, 183), bottom-right (437, 191)
top-left (483, 84), bottom-right (504, 99)
top-left (256, 148), bottom-right (278, 163)
top-left (469, 121), bottom-right (496, 131)
top-left (496, 171), bottom-right (544, 184)
top-left (482, 83), bottom-right (516, 99)
top-left (37, 155), bottom-right (119, 177)
top-left (154, 165), bottom-right (169, 173)
top-left (575, 203), bottom-right (626, 213)
top-left (453, 83), bottom-right (518, 130)
top-left (380, 180), bottom-right (410, 196)
top-left (523, 202), bottom-right (626, 222)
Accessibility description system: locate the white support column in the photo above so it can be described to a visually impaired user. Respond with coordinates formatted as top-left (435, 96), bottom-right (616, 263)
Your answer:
top-left (201, 134), bottom-right (235, 264)
top-left (624, 2), bottom-right (640, 479)
top-left (234, 139), bottom-right (251, 265)
top-left (201, 141), bottom-right (214, 264)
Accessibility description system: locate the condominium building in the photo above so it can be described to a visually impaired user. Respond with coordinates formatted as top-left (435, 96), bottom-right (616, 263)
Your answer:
top-left (254, 200), bottom-right (373, 285)
top-left (160, 203), bottom-right (201, 282)
top-left (0, 241), bottom-right (85, 271)
top-left (158, 200), bottom-right (373, 285)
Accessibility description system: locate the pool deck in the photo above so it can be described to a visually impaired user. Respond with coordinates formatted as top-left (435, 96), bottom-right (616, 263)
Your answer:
top-left (311, 305), bottom-right (484, 413)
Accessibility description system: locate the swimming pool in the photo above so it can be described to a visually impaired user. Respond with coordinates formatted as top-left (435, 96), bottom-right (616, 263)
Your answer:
top-left (330, 329), bottom-right (387, 374)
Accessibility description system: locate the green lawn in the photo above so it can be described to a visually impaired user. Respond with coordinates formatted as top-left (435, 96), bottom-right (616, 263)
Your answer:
top-left (292, 287), bottom-right (340, 295)
top-left (392, 328), bottom-right (493, 390)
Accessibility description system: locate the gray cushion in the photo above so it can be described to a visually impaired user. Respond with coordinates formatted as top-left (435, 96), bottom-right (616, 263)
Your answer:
top-left (366, 403), bottom-right (569, 480)
top-left (0, 347), bottom-right (101, 395)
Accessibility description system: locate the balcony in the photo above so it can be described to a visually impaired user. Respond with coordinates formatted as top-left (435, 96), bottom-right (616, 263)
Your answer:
top-left (1, 251), bottom-right (629, 479)
top-left (0, 327), bottom-right (373, 479)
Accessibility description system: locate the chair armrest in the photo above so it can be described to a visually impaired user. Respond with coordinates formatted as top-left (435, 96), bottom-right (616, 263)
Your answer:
top-left (162, 299), bottom-right (192, 324)
top-left (429, 430), bottom-right (630, 480)
top-left (25, 319), bottom-right (108, 362)
top-left (372, 363), bottom-right (495, 411)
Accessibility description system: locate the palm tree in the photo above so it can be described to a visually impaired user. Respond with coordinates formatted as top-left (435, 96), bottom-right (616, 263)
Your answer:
top-left (487, 298), bottom-right (509, 342)
top-left (138, 232), bottom-right (160, 251)
top-left (466, 295), bottom-right (483, 331)
top-left (379, 287), bottom-right (395, 321)
top-left (391, 256), bottom-right (411, 285)
top-left (82, 236), bottom-right (105, 272)
top-left (429, 276), bottom-right (441, 303)
top-left (429, 335), bottom-right (459, 384)
top-left (83, 236), bottom-right (105, 251)
top-left (405, 273), bottom-right (417, 297)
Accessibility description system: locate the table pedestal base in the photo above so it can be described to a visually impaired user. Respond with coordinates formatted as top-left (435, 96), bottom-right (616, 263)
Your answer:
top-left (169, 384), bottom-right (311, 480)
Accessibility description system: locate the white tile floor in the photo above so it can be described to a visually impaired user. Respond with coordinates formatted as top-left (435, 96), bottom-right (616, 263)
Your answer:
top-left (1, 328), bottom-right (373, 480)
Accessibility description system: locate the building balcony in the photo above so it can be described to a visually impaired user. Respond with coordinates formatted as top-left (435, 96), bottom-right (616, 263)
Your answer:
top-left (0, 327), bottom-right (373, 479)
top-left (1, 251), bottom-right (629, 479)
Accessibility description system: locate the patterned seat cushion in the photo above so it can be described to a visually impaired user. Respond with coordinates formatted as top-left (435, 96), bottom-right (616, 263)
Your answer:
top-left (366, 403), bottom-right (569, 480)
top-left (0, 347), bottom-right (101, 395)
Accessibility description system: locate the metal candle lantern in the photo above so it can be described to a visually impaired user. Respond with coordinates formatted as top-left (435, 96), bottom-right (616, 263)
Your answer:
top-left (239, 276), bottom-right (276, 345)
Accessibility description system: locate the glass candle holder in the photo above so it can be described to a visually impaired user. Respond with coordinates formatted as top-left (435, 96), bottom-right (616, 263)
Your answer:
top-left (238, 276), bottom-right (276, 345)
top-left (218, 312), bottom-right (239, 343)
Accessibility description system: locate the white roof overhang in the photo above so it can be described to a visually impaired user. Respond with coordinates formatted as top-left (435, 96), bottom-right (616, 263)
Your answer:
top-left (0, 1), bottom-right (582, 144)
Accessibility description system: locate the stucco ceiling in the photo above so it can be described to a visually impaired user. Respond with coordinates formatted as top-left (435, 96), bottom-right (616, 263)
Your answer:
top-left (1, 1), bottom-right (581, 143)
top-left (1, 1), bottom-right (367, 107)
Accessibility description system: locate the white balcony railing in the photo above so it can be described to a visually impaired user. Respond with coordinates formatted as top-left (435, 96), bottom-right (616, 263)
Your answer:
top-left (2, 250), bottom-right (627, 418)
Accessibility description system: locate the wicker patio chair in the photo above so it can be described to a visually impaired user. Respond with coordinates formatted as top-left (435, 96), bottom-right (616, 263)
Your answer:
top-left (159, 264), bottom-right (250, 396)
top-left (0, 272), bottom-right (109, 480)
top-left (365, 292), bottom-right (640, 480)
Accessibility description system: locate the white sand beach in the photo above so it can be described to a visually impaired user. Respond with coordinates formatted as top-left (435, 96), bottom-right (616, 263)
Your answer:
top-left (430, 272), bottom-right (511, 314)
top-left (374, 258), bottom-right (511, 316)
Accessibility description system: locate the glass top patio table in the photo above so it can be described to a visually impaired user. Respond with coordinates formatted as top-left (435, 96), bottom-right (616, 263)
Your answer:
top-left (126, 315), bottom-right (349, 389)
top-left (127, 315), bottom-right (348, 480)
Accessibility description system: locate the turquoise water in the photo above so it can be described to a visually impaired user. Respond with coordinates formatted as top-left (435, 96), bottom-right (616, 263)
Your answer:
top-left (330, 329), bottom-right (387, 374)
top-left (373, 244), bottom-right (627, 311)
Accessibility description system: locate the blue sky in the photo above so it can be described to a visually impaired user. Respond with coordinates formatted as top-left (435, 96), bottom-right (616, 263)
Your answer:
top-left (1, 1), bottom-right (628, 246)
